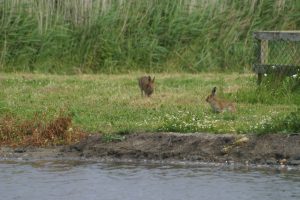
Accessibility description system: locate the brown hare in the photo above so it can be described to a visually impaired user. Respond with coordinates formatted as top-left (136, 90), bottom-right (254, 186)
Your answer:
top-left (206, 87), bottom-right (236, 113)
top-left (138, 76), bottom-right (155, 97)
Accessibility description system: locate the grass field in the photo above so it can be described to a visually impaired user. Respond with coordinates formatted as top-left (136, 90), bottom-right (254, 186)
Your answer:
top-left (0, 72), bottom-right (299, 144)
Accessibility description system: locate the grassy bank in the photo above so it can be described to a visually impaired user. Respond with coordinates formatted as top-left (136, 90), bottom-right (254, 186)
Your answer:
top-left (1, 0), bottom-right (300, 73)
top-left (0, 72), bottom-right (299, 146)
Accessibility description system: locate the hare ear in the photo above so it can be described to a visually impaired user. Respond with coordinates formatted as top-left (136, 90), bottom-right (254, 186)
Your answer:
top-left (212, 87), bottom-right (217, 96)
top-left (152, 76), bottom-right (155, 83)
top-left (148, 76), bottom-right (151, 82)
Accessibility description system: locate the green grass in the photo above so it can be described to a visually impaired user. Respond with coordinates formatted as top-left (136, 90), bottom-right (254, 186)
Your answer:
top-left (0, 72), bottom-right (299, 135)
top-left (0, 0), bottom-right (300, 73)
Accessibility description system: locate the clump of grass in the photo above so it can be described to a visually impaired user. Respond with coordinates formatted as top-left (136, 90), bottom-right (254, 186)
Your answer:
top-left (236, 74), bottom-right (300, 105)
top-left (249, 108), bottom-right (300, 135)
top-left (158, 110), bottom-right (237, 133)
top-left (0, 112), bottom-right (86, 147)
top-left (102, 133), bottom-right (125, 143)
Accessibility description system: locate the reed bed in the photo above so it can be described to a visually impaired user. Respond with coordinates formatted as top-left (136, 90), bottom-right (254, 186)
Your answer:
top-left (0, 0), bottom-right (299, 73)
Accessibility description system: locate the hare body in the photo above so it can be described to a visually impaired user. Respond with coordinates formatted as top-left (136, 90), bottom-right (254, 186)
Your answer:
top-left (206, 87), bottom-right (236, 113)
top-left (138, 76), bottom-right (155, 97)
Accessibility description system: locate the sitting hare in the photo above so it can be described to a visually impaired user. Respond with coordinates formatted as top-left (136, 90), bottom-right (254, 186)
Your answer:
top-left (138, 76), bottom-right (155, 97)
top-left (206, 87), bottom-right (236, 113)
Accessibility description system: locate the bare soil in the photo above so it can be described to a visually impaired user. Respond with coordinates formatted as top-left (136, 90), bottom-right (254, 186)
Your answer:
top-left (1, 133), bottom-right (300, 166)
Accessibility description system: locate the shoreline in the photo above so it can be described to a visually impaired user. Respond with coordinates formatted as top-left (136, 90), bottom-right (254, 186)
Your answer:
top-left (1, 132), bottom-right (300, 167)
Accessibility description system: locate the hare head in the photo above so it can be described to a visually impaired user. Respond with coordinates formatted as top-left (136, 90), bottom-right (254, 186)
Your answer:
top-left (206, 87), bottom-right (217, 103)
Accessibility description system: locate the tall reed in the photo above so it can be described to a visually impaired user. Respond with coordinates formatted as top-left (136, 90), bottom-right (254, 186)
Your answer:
top-left (0, 0), bottom-right (299, 73)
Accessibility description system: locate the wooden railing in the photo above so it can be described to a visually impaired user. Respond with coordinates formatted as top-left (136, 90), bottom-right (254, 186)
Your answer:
top-left (253, 31), bottom-right (300, 84)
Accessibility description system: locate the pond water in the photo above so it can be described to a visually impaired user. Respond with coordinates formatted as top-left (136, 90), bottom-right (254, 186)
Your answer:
top-left (0, 160), bottom-right (299, 200)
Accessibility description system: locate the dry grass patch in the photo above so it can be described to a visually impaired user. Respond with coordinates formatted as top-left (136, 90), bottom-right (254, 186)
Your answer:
top-left (0, 112), bottom-right (86, 147)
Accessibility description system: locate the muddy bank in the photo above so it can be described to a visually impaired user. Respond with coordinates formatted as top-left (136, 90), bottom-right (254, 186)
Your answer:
top-left (1, 133), bottom-right (300, 166)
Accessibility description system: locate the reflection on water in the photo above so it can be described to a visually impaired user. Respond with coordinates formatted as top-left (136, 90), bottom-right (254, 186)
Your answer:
top-left (0, 160), bottom-right (299, 200)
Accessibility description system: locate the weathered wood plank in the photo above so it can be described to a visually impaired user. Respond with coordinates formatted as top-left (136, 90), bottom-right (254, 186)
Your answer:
top-left (260, 40), bottom-right (268, 64)
top-left (253, 31), bottom-right (300, 41)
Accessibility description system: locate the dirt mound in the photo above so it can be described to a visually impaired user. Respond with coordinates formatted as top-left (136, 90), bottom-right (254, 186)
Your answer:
top-left (65, 132), bottom-right (300, 166)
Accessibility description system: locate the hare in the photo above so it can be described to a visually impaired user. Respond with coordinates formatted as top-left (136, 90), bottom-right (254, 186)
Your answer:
top-left (138, 76), bottom-right (155, 97)
top-left (206, 87), bottom-right (236, 113)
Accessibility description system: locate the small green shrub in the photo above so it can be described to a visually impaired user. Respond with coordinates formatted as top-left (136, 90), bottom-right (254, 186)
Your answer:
top-left (250, 108), bottom-right (300, 134)
top-left (102, 133), bottom-right (125, 143)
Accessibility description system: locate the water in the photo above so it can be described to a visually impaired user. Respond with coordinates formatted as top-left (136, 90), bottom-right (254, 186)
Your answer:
top-left (0, 160), bottom-right (299, 200)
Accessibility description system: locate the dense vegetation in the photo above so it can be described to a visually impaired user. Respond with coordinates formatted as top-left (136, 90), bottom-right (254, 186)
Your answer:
top-left (1, 0), bottom-right (299, 73)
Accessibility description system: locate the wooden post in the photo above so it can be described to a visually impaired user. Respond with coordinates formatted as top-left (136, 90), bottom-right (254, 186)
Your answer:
top-left (257, 40), bottom-right (268, 84)
top-left (260, 40), bottom-right (268, 64)
top-left (257, 73), bottom-right (262, 85)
